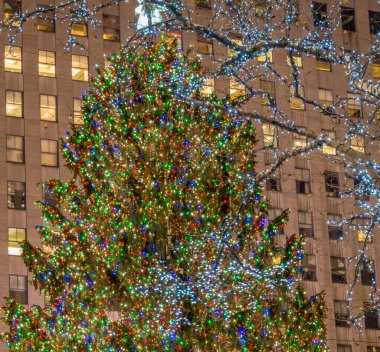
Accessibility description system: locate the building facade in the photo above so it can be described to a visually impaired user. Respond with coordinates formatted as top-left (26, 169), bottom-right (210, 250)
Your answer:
top-left (0, 0), bottom-right (380, 351)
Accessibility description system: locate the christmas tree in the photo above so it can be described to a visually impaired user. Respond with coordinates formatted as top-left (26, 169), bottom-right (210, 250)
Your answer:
top-left (1, 38), bottom-right (327, 351)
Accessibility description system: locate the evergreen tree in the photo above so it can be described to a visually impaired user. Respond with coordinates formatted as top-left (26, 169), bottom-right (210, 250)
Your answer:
top-left (1, 38), bottom-right (327, 351)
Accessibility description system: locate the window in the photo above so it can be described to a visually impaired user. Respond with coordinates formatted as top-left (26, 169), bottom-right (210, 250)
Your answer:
top-left (37, 4), bottom-right (55, 32)
top-left (295, 168), bottom-right (311, 194)
top-left (298, 211), bottom-right (313, 237)
top-left (40, 95), bottom-right (57, 122)
top-left (373, 55), bottom-right (380, 78)
top-left (6, 90), bottom-right (22, 118)
top-left (369, 11), bottom-right (380, 35)
top-left (364, 305), bottom-right (380, 329)
top-left (73, 98), bottom-right (83, 125)
top-left (290, 86), bottom-right (305, 110)
top-left (356, 217), bottom-right (372, 243)
top-left (266, 171), bottom-right (281, 192)
top-left (287, 52), bottom-right (302, 67)
top-left (322, 130), bottom-right (336, 155)
top-left (70, 11), bottom-right (87, 37)
top-left (312, 2), bottom-right (328, 27)
top-left (227, 38), bottom-right (242, 58)
top-left (293, 127), bottom-right (307, 149)
top-left (361, 260), bottom-right (375, 286)
top-left (72, 55), bottom-right (89, 82)
top-left (8, 228), bottom-right (26, 255)
top-left (337, 345), bottom-right (352, 352)
top-left (347, 93), bottom-right (362, 117)
top-left (201, 78), bottom-right (215, 97)
top-left (368, 347), bottom-right (380, 352)
top-left (196, 0), bottom-right (211, 9)
top-left (9, 275), bottom-right (27, 304)
top-left (8, 181), bottom-right (26, 210)
top-left (262, 123), bottom-right (278, 148)
top-left (302, 254), bottom-right (317, 281)
top-left (318, 88), bottom-right (333, 109)
top-left (167, 31), bottom-right (182, 50)
top-left (325, 172), bottom-right (340, 197)
top-left (197, 34), bottom-right (213, 54)
top-left (268, 208), bottom-right (284, 234)
top-left (4, 0), bottom-right (21, 27)
top-left (351, 135), bottom-right (365, 153)
top-left (230, 78), bottom-right (245, 99)
top-left (7, 135), bottom-right (24, 163)
top-left (41, 140), bottom-right (58, 167)
top-left (43, 189), bottom-right (58, 208)
top-left (331, 257), bottom-right (346, 283)
top-left (38, 50), bottom-right (56, 77)
top-left (316, 58), bottom-right (331, 71)
top-left (328, 214), bottom-right (343, 240)
top-left (4, 46), bottom-right (22, 73)
top-left (103, 14), bottom-right (120, 42)
top-left (258, 50), bottom-right (273, 63)
top-left (260, 80), bottom-right (275, 105)
top-left (341, 7), bottom-right (355, 32)
top-left (334, 300), bottom-right (350, 327)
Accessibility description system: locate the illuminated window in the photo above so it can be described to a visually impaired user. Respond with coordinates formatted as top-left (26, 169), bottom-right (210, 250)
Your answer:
top-left (6, 91), bottom-right (23, 118)
top-left (302, 254), bottom-right (317, 281)
top-left (290, 86), bottom-right (305, 110)
top-left (40, 95), bottom-right (57, 122)
top-left (41, 140), bottom-right (58, 167)
top-left (258, 50), bottom-right (273, 63)
top-left (167, 31), bottom-right (182, 49)
top-left (322, 130), bottom-right (336, 155)
top-left (4, 46), bottom-right (22, 73)
top-left (325, 171), bottom-right (340, 197)
top-left (196, 0), bottom-right (211, 9)
top-left (4, 0), bottom-right (21, 27)
top-left (201, 78), bottom-right (215, 97)
top-left (373, 55), bottom-right (380, 78)
top-left (298, 211), bottom-right (313, 237)
top-left (197, 34), bottom-right (213, 54)
top-left (9, 275), bottom-right (27, 304)
top-left (331, 257), bottom-right (346, 283)
top-left (262, 123), bottom-right (277, 148)
top-left (341, 7), bottom-right (355, 32)
top-left (287, 52), bottom-right (302, 67)
top-left (293, 127), bottom-right (307, 149)
top-left (347, 93), bottom-right (362, 117)
top-left (38, 50), bottom-right (56, 77)
top-left (73, 98), bottom-right (83, 125)
top-left (334, 300), bottom-right (350, 327)
top-left (230, 78), bottom-right (245, 99)
top-left (72, 55), bottom-right (89, 82)
top-left (103, 14), bottom-right (120, 42)
top-left (295, 168), bottom-right (311, 194)
top-left (312, 2), bottom-right (328, 28)
top-left (369, 11), bottom-right (380, 35)
top-left (8, 228), bottom-right (26, 256)
top-left (7, 181), bottom-right (26, 209)
top-left (71, 22), bottom-right (87, 37)
top-left (356, 217), bottom-right (372, 242)
top-left (351, 135), bottom-right (365, 153)
top-left (318, 88), bottom-right (333, 108)
top-left (37, 4), bottom-right (55, 32)
top-left (260, 80), bottom-right (275, 105)
top-left (328, 214), bottom-right (343, 240)
top-left (7, 135), bottom-right (24, 163)
top-left (227, 38), bottom-right (242, 58)
top-left (316, 58), bottom-right (331, 71)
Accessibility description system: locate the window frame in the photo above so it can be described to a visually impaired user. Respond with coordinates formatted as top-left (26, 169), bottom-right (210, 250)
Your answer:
top-left (8, 227), bottom-right (26, 256)
top-left (71, 54), bottom-right (89, 82)
top-left (5, 90), bottom-right (23, 118)
top-left (6, 135), bottom-right (24, 164)
top-left (38, 50), bottom-right (56, 77)
top-left (9, 274), bottom-right (28, 304)
top-left (41, 139), bottom-right (59, 167)
top-left (331, 256), bottom-right (347, 284)
top-left (7, 181), bottom-right (26, 210)
top-left (40, 94), bottom-right (57, 122)
top-left (4, 45), bottom-right (22, 73)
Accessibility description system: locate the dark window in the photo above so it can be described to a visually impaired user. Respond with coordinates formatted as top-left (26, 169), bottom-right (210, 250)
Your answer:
top-left (268, 208), bottom-right (284, 234)
top-left (328, 214), bottom-right (343, 240)
top-left (365, 307), bottom-right (380, 329)
top-left (43, 189), bottom-right (58, 208)
top-left (354, 177), bottom-right (370, 201)
top-left (361, 261), bottom-right (376, 286)
top-left (103, 14), bottom-right (120, 42)
top-left (368, 347), bottom-right (380, 352)
top-left (337, 345), bottom-right (352, 352)
top-left (296, 168), bottom-right (311, 194)
top-left (325, 172), bottom-right (340, 197)
top-left (7, 181), bottom-right (26, 210)
top-left (9, 275), bottom-right (27, 304)
top-left (312, 2), bottom-right (328, 27)
top-left (298, 211), bottom-right (313, 237)
top-left (369, 11), bottom-right (380, 35)
top-left (302, 254), bottom-right (317, 281)
top-left (37, 4), bottom-right (55, 32)
top-left (331, 256), bottom-right (346, 283)
top-left (4, 0), bottom-right (21, 27)
top-left (266, 177), bottom-right (281, 192)
top-left (341, 7), bottom-right (355, 32)
top-left (196, 0), bottom-right (211, 9)
top-left (334, 300), bottom-right (350, 327)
